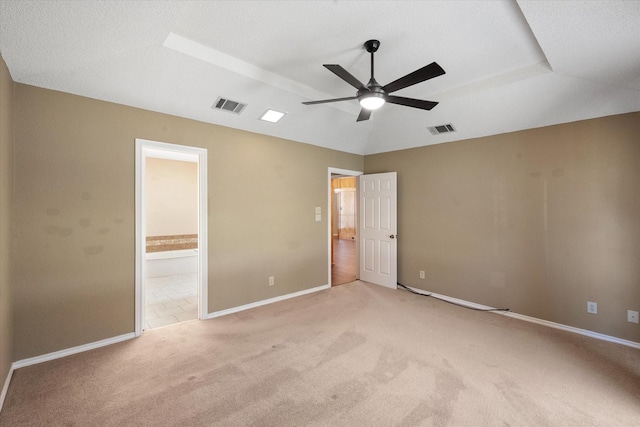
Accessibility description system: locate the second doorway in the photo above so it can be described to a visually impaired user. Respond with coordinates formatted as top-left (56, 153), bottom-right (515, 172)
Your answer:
top-left (331, 174), bottom-right (357, 286)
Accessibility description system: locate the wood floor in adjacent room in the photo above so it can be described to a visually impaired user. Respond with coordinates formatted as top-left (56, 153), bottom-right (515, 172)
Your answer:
top-left (1, 281), bottom-right (638, 426)
top-left (332, 237), bottom-right (356, 286)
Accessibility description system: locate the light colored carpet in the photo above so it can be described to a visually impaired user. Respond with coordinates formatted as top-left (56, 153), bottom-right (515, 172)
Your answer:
top-left (1, 281), bottom-right (638, 426)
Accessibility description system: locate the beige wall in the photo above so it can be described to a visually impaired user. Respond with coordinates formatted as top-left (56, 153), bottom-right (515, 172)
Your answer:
top-left (146, 158), bottom-right (198, 237)
top-left (7, 76), bottom-right (639, 362)
top-left (0, 56), bottom-right (14, 388)
top-left (365, 112), bottom-right (640, 342)
top-left (13, 83), bottom-right (363, 360)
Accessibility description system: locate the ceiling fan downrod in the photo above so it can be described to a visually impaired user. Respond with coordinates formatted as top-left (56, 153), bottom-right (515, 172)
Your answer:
top-left (364, 39), bottom-right (380, 84)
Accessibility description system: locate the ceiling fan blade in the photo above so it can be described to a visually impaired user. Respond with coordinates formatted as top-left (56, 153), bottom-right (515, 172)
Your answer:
top-left (356, 108), bottom-right (372, 122)
top-left (382, 62), bottom-right (445, 94)
top-left (302, 96), bottom-right (358, 105)
top-left (324, 64), bottom-right (367, 90)
top-left (385, 95), bottom-right (439, 110)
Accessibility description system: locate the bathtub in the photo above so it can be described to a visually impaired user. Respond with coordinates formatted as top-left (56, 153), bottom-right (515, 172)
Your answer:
top-left (145, 249), bottom-right (198, 278)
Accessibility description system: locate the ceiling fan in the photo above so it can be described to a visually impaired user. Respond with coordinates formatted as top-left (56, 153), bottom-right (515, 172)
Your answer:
top-left (302, 39), bottom-right (445, 122)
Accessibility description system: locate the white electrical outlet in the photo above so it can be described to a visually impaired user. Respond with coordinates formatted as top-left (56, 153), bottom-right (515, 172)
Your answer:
top-left (268, 276), bottom-right (275, 286)
top-left (419, 270), bottom-right (425, 279)
top-left (587, 301), bottom-right (597, 314)
top-left (628, 310), bottom-right (639, 324)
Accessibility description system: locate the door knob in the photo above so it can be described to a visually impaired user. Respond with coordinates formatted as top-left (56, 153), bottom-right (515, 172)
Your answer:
top-left (390, 234), bottom-right (397, 239)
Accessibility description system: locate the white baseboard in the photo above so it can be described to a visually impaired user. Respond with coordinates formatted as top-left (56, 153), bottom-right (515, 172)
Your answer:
top-left (12, 332), bottom-right (136, 371)
top-left (499, 311), bottom-right (640, 349)
top-left (2, 332), bottom-right (136, 412)
top-left (208, 284), bottom-right (331, 319)
top-left (0, 364), bottom-right (14, 413)
top-left (402, 285), bottom-right (640, 350)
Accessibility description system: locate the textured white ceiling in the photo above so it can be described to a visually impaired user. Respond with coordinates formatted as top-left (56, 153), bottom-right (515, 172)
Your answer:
top-left (1, 0), bottom-right (638, 155)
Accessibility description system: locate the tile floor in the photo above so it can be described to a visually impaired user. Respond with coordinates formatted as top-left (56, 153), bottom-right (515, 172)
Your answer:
top-left (145, 273), bottom-right (198, 330)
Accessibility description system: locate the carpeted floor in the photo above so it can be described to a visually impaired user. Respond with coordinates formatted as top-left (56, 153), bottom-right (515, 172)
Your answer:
top-left (1, 281), bottom-right (639, 426)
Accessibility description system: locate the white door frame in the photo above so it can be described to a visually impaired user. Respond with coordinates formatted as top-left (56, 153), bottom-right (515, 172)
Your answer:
top-left (135, 138), bottom-right (208, 336)
top-left (328, 167), bottom-right (363, 286)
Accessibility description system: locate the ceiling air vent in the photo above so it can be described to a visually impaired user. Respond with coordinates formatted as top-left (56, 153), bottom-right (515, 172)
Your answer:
top-left (212, 97), bottom-right (247, 114)
top-left (427, 123), bottom-right (456, 135)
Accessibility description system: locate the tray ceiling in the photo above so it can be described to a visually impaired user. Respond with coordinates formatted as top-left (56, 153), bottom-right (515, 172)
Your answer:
top-left (1, 1), bottom-right (638, 155)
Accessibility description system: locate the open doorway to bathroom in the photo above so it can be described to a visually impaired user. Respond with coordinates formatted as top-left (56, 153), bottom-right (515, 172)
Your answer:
top-left (135, 139), bottom-right (208, 336)
top-left (144, 156), bottom-right (198, 329)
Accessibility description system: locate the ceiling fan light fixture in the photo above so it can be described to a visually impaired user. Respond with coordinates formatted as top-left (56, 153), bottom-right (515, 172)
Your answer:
top-left (359, 93), bottom-right (385, 110)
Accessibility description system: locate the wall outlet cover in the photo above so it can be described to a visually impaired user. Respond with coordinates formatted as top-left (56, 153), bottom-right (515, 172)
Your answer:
top-left (628, 310), bottom-right (639, 324)
top-left (587, 301), bottom-right (597, 314)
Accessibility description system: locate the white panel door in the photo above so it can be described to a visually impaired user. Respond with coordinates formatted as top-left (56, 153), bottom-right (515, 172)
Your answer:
top-left (359, 172), bottom-right (397, 289)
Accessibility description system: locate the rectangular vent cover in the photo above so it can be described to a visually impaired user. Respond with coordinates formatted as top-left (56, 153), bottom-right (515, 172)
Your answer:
top-left (212, 97), bottom-right (247, 114)
top-left (428, 123), bottom-right (456, 135)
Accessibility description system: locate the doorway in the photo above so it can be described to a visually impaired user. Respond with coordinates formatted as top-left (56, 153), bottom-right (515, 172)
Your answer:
top-left (144, 157), bottom-right (197, 329)
top-left (135, 139), bottom-right (208, 336)
top-left (328, 168), bottom-right (362, 286)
